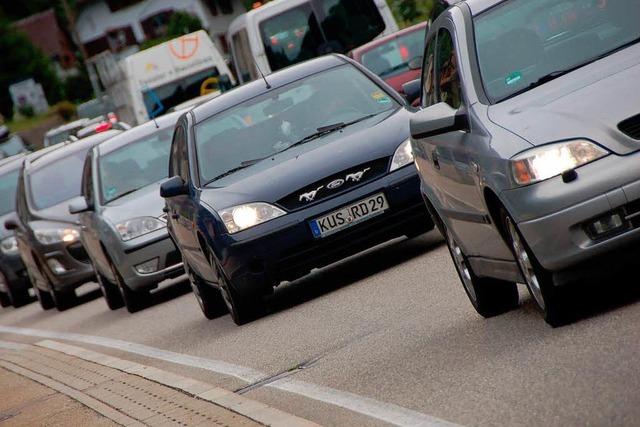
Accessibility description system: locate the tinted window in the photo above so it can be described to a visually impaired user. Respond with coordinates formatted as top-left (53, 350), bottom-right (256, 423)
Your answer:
top-left (474, 0), bottom-right (640, 102)
top-left (99, 128), bottom-right (174, 204)
top-left (46, 130), bottom-right (74, 147)
top-left (361, 29), bottom-right (424, 78)
top-left (422, 35), bottom-right (437, 107)
top-left (436, 29), bottom-right (462, 109)
top-left (170, 126), bottom-right (189, 182)
top-left (319, 0), bottom-right (385, 52)
top-left (29, 148), bottom-right (90, 210)
top-left (195, 64), bottom-right (398, 184)
top-left (232, 29), bottom-right (258, 83)
top-left (0, 135), bottom-right (27, 156)
top-left (81, 151), bottom-right (94, 204)
top-left (0, 168), bottom-right (19, 216)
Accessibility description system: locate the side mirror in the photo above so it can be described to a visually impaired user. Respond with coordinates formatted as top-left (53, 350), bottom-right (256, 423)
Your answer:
top-left (402, 79), bottom-right (422, 105)
top-left (69, 197), bottom-right (91, 215)
top-left (408, 56), bottom-right (423, 71)
top-left (410, 102), bottom-right (469, 139)
top-left (160, 176), bottom-right (188, 198)
top-left (4, 218), bottom-right (18, 231)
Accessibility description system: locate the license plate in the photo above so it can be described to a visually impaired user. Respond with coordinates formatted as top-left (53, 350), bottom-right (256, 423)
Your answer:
top-left (309, 193), bottom-right (389, 238)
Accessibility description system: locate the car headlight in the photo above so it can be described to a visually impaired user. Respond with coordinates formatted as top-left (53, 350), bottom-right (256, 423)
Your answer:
top-left (219, 203), bottom-right (285, 234)
top-left (511, 140), bottom-right (608, 186)
top-left (115, 217), bottom-right (165, 242)
top-left (0, 237), bottom-right (18, 255)
top-left (390, 139), bottom-right (414, 172)
top-left (35, 228), bottom-right (80, 245)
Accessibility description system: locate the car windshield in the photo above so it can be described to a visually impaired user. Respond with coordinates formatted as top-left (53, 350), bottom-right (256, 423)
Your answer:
top-left (474, 0), bottom-right (640, 102)
top-left (361, 29), bottom-right (424, 78)
top-left (0, 135), bottom-right (27, 156)
top-left (29, 148), bottom-right (90, 210)
top-left (195, 64), bottom-right (398, 185)
top-left (99, 128), bottom-right (174, 204)
top-left (46, 130), bottom-right (73, 146)
top-left (0, 168), bottom-right (19, 216)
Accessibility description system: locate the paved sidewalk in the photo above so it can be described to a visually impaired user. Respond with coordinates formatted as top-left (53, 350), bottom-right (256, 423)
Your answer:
top-left (0, 366), bottom-right (117, 426)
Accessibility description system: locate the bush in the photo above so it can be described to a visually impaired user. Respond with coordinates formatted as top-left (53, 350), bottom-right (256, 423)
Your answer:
top-left (56, 101), bottom-right (76, 122)
top-left (18, 105), bottom-right (35, 118)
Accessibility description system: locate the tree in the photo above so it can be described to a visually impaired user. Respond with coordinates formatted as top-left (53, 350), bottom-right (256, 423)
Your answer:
top-left (167, 11), bottom-right (203, 37)
top-left (388, 0), bottom-right (436, 28)
top-left (0, 18), bottom-right (62, 119)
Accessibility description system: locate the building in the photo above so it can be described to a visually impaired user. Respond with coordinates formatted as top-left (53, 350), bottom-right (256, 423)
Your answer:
top-left (76, 0), bottom-right (245, 59)
top-left (14, 9), bottom-right (78, 78)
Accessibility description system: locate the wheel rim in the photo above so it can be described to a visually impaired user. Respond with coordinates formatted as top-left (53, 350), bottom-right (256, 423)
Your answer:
top-left (447, 231), bottom-right (477, 303)
top-left (506, 218), bottom-right (545, 310)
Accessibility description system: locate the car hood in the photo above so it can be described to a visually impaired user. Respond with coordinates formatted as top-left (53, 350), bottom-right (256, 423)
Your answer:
top-left (488, 44), bottom-right (640, 155)
top-left (200, 109), bottom-right (409, 210)
top-left (33, 200), bottom-right (80, 225)
top-left (102, 181), bottom-right (166, 225)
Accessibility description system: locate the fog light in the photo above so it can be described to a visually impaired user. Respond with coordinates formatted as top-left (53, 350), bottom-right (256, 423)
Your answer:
top-left (588, 212), bottom-right (625, 238)
top-left (47, 259), bottom-right (67, 275)
top-left (135, 258), bottom-right (159, 274)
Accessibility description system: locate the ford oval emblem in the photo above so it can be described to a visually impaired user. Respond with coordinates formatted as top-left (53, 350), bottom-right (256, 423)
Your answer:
top-left (327, 179), bottom-right (345, 190)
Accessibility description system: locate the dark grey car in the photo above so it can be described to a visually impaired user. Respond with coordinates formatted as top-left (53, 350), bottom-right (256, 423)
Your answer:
top-left (5, 130), bottom-right (121, 310)
top-left (70, 113), bottom-right (184, 313)
top-left (409, 0), bottom-right (640, 326)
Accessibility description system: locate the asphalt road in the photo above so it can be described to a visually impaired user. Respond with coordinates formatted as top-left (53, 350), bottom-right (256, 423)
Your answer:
top-left (1, 230), bottom-right (640, 426)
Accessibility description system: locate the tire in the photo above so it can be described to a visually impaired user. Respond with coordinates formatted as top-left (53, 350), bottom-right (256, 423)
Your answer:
top-left (0, 292), bottom-right (10, 308)
top-left (96, 270), bottom-right (124, 310)
top-left (502, 210), bottom-right (570, 327)
top-left (34, 285), bottom-right (55, 310)
top-left (50, 287), bottom-right (77, 311)
top-left (109, 261), bottom-right (150, 314)
top-left (445, 228), bottom-right (519, 317)
top-left (6, 286), bottom-right (30, 308)
top-left (185, 262), bottom-right (227, 320)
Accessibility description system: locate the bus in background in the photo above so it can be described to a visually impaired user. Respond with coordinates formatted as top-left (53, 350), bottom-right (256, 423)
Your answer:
top-left (228, 0), bottom-right (398, 84)
top-left (93, 30), bottom-right (235, 126)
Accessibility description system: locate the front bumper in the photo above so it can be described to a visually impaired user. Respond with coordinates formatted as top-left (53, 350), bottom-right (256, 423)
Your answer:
top-left (501, 152), bottom-right (640, 275)
top-left (214, 167), bottom-right (432, 297)
top-left (36, 240), bottom-right (95, 292)
top-left (109, 229), bottom-right (184, 291)
top-left (0, 253), bottom-right (30, 294)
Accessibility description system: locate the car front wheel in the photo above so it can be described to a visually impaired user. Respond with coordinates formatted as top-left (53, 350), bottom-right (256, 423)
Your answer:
top-left (446, 229), bottom-right (519, 318)
top-left (109, 262), bottom-right (150, 313)
top-left (96, 270), bottom-right (124, 310)
top-left (185, 261), bottom-right (227, 320)
top-left (503, 212), bottom-right (569, 327)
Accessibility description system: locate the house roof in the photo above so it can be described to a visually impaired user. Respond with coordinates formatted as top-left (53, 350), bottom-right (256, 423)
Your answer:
top-left (14, 9), bottom-right (69, 59)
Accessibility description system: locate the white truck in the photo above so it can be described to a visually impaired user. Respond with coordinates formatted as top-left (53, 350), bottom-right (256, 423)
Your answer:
top-left (93, 30), bottom-right (235, 126)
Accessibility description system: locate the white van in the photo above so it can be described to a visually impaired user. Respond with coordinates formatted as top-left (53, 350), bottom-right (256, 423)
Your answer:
top-left (95, 30), bottom-right (235, 126)
top-left (228, 0), bottom-right (398, 84)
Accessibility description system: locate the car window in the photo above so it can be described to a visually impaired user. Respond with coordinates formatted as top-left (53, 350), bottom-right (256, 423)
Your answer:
top-left (0, 168), bottom-right (19, 216)
top-left (99, 127), bottom-right (174, 204)
top-left (474, 0), bottom-right (640, 102)
top-left (0, 135), bottom-right (27, 156)
top-left (361, 29), bottom-right (424, 79)
top-left (422, 35), bottom-right (438, 108)
top-left (81, 151), bottom-right (94, 205)
top-left (318, 0), bottom-right (386, 53)
top-left (436, 28), bottom-right (462, 109)
top-left (16, 168), bottom-right (29, 222)
top-left (169, 125), bottom-right (189, 183)
top-left (231, 29), bottom-right (258, 83)
top-left (195, 64), bottom-right (398, 185)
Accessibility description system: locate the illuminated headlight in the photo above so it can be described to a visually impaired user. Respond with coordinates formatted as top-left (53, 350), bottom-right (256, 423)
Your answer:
top-left (390, 139), bottom-right (414, 172)
top-left (219, 203), bottom-right (285, 234)
top-left (0, 236), bottom-right (18, 255)
top-left (115, 217), bottom-right (165, 242)
top-left (511, 140), bottom-right (608, 186)
top-left (35, 228), bottom-right (80, 245)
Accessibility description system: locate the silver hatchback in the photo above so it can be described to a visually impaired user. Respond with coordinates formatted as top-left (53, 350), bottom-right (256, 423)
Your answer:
top-left (409, 0), bottom-right (640, 326)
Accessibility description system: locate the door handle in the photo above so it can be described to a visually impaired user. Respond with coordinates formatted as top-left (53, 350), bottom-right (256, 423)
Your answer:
top-left (432, 151), bottom-right (440, 170)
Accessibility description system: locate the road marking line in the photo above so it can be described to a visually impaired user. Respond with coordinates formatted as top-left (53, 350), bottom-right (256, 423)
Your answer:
top-left (0, 340), bottom-right (28, 350)
top-left (0, 326), bottom-right (459, 427)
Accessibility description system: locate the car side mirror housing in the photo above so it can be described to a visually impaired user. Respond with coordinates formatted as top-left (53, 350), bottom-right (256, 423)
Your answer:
top-left (160, 176), bottom-right (188, 198)
top-left (69, 197), bottom-right (91, 215)
top-left (4, 218), bottom-right (18, 231)
top-left (408, 56), bottom-right (423, 71)
top-left (402, 79), bottom-right (422, 105)
top-left (410, 102), bottom-right (469, 139)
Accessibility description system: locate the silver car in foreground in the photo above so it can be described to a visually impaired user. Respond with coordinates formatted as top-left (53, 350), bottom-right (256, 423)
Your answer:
top-left (70, 112), bottom-right (184, 312)
top-left (408, 0), bottom-right (640, 326)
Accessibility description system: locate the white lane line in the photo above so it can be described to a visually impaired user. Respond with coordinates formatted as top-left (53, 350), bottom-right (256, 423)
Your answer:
top-left (0, 325), bottom-right (458, 427)
top-left (0, 340), bottom-right (28, 350)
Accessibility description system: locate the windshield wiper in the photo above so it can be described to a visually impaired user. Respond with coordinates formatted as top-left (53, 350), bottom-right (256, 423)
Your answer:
top-left (109, 187), bottom-right (142, 202)
top-left (203, 158), bottom-right (265, 186)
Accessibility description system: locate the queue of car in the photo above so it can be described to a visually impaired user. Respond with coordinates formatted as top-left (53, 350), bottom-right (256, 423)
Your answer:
top-left (1, 0), bottom-right (638, 329)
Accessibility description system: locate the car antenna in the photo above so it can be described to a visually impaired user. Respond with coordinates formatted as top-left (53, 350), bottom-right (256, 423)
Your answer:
top-left (151, 114), bottom-right (159, 129)
top-left (255, 62), bottom-right (271, 89)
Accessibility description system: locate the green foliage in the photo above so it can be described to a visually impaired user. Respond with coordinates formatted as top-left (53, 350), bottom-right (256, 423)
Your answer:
top-left (0, 18), bottom-right (62, 120)
top-left (167, 11), bottom-right (203, 37)
top-left (63, 69), bottom-right (93, 103)
top-left (55, 100), bottom-right (76, 122)
top-left (18, 104), bottom-right (34, 118)
top-left (388, 0), bottom-right (436, 28)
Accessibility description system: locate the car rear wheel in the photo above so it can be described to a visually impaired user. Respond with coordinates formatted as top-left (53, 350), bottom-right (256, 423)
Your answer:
top-left (96, 270), bottom-right (124, 310)
top-left (502, 211), bottom-right (570, 327)
top-left (109, 261), bottom-right (150, 314)
top-left (0, 292), bottom-right (10, 308)
top-left (445, 229), bottom-right (519, 317)
top-left (185, 261), bottom-right (227, 320)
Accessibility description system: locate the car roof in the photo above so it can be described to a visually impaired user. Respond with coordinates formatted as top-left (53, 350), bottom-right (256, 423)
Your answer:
top-left (0, 153), bottom-right (28, 174)
top-left (26, 130), bottom-right (121, 172)
top-left (191, 54), bottom-right (348, 124)
top-left (45, 118), bottom-right (90, 136)
top-left (97, 111), bottom-right (183, 156)
top-left (461, 0), bottom-right (503, 15)
top-left (350, 21), bottom-right (428, 57)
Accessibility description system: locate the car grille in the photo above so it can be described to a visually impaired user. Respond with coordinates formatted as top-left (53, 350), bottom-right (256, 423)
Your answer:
top-left (618, 114), bottom-right (640, 140)
top-left (624, 199), bottom-right (640, 229)
top-left (277, 158), bottom-right (390, 211)
top-left (67, 242), bottom-right (91, 263)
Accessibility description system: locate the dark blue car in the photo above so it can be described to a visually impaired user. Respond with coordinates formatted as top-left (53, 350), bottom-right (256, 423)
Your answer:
top-left (161, 55), bottom-right (432, 324)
